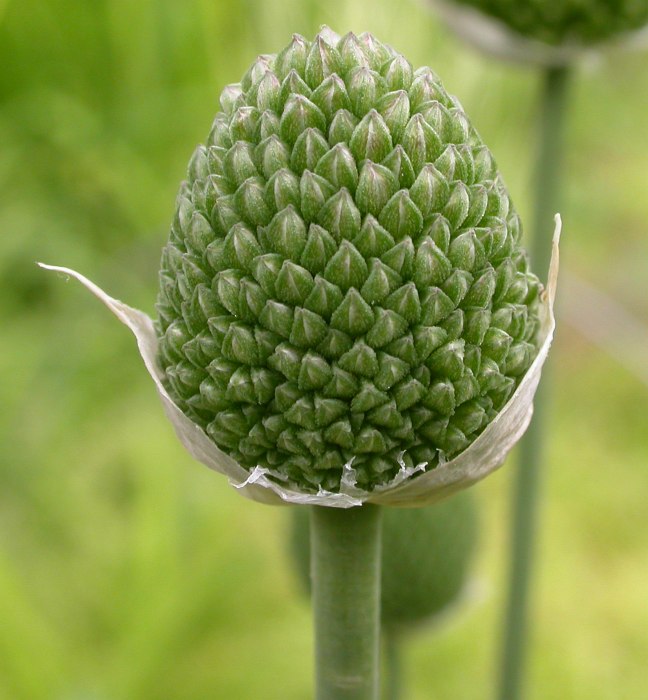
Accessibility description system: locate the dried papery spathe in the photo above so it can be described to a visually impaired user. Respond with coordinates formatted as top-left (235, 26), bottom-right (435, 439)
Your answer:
top-left (39, 214), bottom-right (557, 508)
top-left (433, 0), bottom-right (648, 65)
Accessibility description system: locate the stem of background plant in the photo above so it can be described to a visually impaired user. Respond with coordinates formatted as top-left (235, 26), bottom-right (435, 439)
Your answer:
top-left (497, 65), bottom-right (570, 700)
top-left (311, 504), bottom-right (382, 700)
top-left (383, 630), bottom-right (403, 700)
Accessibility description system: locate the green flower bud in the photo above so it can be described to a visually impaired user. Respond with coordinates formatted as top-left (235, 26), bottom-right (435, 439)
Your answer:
top-left (382, 144), bottom-right (416, 189)
top-left (378, 90), bottom-right (410, 141)
top-left (155, 23), bottom-right (543, 494)
top-left (223, 141), bottom-right (258, 185)
top-left (347, 66), bottom-right (387, 117)
top-left (265, 205), bottom-right (307, 258)
top-left (257, 110), bottom-right (280, 141)
top-left (279, 70), bottom-right (312, 106)
top-left (290, 127), bottom-right (330, 174)
top-left (299, 170), bottom-right (336, 221)
top-left (305, 36), bottom-right (342, 88)
top-left (314, 142), bottom-right (359, 194)
top-left (310, 74), bottom-right (352, 121)
top-left (45, 29), bottom-right (558, 506)
top-left (324, 239), bottom-right (368, 291)
top-left (234, 177), bottom-right (272, 227)
top-left (317, 187), bottom-right (361, 240)
top-left (255, 72), bottom-right (282, 113)
top-left (435, 0), bottom-right (648, 65)
top-left (275, 35), bottom-right (309, 80)
top-left (328, 108), bottom-right (359, 145)
top-left (349, 109), bottom-right (393, 162)
top-left (381, 55), bottom-right (414, 91)
top-left (301, 224), bottom-right (338, 274)
top-left (275, 260), bottom-right (314, 306)
top-left (448, 0), bottom-right (648, 46)
top-left (265, 168), bottom-right (300, 211)
top-left (255, 135), bottom-right (290, 179)
top-left (401, 113), bottom-right (443, 171)
top-left (280, 94), bottom-right (326, 146)
top-left (356, 161), bottom-right (399, 217)
top-left (229, 106), bottom-right (260, 142)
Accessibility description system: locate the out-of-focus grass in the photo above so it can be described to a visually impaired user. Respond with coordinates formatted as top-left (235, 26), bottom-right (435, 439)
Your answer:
top-left (1, 1), bottom-right (647, 698)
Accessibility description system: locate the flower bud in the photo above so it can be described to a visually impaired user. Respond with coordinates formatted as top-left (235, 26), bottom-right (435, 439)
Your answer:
top-left (279, 70), bottom-right (312, 107)
top-left (381, 55), bottom-right (414, 91)
top-left (255, 135), bottom-right (290, 179)
top-left (305, 36), bottom-right (342, 88)
top-left (347, 66), bottom-right (387, 117)
top-left (317, 187), bottom-right (362, 241)
top-left (262, 168), bottom-right (298, 214)
top-left (401, 113), bottom-right (443, 171)
top-left (355, 161), bottom-right (399, 216)
top-left (315, 142), bottom-right (359, 193)
top-left (280, 94), bottom-right (326, 146)
top-left (46, 29), bottom-right (558, 506)
top-left (299, 170), bottom-right (336, 221)
top-left (310, 74), bottom-right (352, 120)
top-left (275, 34), bottom-right (309, 80)
top-left (435, 0), bottom-right (648, 64)
top-left (254, 71), bottom-right (281, 113)
top-left (290, 127), bottom-right (329, 174)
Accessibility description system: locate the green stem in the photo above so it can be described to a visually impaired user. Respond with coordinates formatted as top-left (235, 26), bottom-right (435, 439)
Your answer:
top-left (311, 504), bottom-right (382, 700)
top-left (497, 65), bottom-right (570, 700)
top-left (530, 66), bottom-right (571, 280)
top-left (383, 630), bottom-right (403, 700)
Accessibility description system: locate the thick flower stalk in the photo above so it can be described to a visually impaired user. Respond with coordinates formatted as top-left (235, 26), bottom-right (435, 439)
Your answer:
top-left (290, 493), bottom-right (478, 699)
top-left (291, 492), bottom-right (477, 630)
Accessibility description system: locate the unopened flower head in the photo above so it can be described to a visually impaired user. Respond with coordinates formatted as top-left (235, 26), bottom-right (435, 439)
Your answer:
top-left (155, 28), bottom-right (543, 495)
top-left (448, 0), bottom-right (648, 46)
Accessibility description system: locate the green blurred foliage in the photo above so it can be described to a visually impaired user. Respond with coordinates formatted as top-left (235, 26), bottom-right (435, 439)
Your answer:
top-left (1, 0), bottom-right (647, 698)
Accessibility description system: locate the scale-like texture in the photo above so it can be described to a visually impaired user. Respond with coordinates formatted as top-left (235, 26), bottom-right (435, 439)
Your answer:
top-left (451, 0), bottom-right (648, 45)
top-left (156, 30), bottom-right (541, 493)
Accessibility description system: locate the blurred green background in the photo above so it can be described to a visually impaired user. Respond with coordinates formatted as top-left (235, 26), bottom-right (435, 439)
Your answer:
top-left (2, 0), bottom-right (647, 698)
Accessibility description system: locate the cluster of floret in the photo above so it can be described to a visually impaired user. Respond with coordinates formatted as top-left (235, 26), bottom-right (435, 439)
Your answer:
top-left (155, 30), bottom-right (541, 492)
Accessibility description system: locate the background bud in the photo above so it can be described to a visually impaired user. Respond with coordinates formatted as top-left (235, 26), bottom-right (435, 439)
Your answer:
top-left (445, 0), bottom-right (648, 47)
